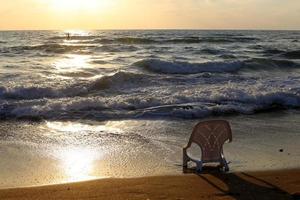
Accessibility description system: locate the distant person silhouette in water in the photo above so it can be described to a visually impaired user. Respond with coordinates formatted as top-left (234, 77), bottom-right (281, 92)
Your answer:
top-left (66, 33), bottom-right (70, 40)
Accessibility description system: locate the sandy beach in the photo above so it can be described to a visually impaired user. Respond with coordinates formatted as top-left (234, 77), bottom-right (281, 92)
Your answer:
top-left (0, 169), bottom-right (299, 200)
top-left (1, 111), bottom-right (300, 188)
top-left (1, 112), bottom-right (300, 199)
top-left (1, 29), bottom-right (300, 199)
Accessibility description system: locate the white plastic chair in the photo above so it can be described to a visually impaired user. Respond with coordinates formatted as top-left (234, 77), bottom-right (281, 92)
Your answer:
top-left (183, 120), bottom-right (232, 172)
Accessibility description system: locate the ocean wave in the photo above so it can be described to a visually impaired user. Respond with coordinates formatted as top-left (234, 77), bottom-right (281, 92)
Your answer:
top-left (168, 36), bottom-right (257, 44)
top-left (263, 49), bottom-right (300, 59)
top-left (1, 36), bottom-right (263, 56)
top-left (88, 71), bottom-right (151, 91)
top-left (263, 48), bottom-right (285, 55)
top-left (116, 37), bottom-right (157, 44)
top-left (94, 44), bottom-right (139, 52)
top-left (92, 37), bottom-right (159, 45)
top-left (244, 58), bottom-right (297, 69)
top-left (91, 59), bottom-right (108, 64)
top-left (280, 50), bottom-right (300, 59)
top-left (0, 72), bottom-right (152, 100)
top-left (49, 35), bottom-right (99, 40)
top-left (0, 86), bottom-right (87, 100)
top-left (133, 58), bottom-right (298, 74)
top-left (1, 86), bottom-right (299, 120)
top-left (134, 59), bottom-right (243, 74)
top-left (198, 48), bottom-right (226, 55)
top-left (165, 37), bottom-right (201, 43)
top-left (49, 36), bottom-right (158, 44)
top-left (3, 44), bottom-right (95, 54)
top-left (0, 86), bottom-right (58, 99)
top-left (140, 91), bottom-right (300, 118)
top-left (51, 35), bottom-right (258, 45)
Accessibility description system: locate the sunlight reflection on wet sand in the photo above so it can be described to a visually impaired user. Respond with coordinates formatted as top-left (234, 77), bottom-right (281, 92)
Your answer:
top-left (46, 121), bottom-right (122, 133)
top-left (59, 148), bottom-right (97, 182)
top-left (45, 121), bottom-right (124, 182)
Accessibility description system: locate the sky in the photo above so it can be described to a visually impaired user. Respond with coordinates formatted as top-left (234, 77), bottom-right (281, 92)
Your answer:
top-left (0, 0), bottom-right (300, 30)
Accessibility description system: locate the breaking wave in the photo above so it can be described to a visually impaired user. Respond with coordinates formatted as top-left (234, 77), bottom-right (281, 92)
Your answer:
top-left (1, 84), bottom-right (299, 120)
top-left (0, 72), bottom-right (153, 100)
top-left (133, 58), bottom-right (298, 74)
top-left (89, 71), bottom-right (152, 91)
top-left (0, 86), bottom-right (87, 100)
top-left (134, 59), bottom-right (243, 74)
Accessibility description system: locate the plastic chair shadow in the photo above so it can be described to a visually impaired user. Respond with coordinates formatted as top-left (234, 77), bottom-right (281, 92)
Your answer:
top-left (183, 167), bottom-right (292, 200)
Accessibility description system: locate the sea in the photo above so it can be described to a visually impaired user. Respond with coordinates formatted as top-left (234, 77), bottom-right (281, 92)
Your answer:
top-left (0, 30), bottom-right (300, 120)
top-left (0, 30), bottom-right (300, 188)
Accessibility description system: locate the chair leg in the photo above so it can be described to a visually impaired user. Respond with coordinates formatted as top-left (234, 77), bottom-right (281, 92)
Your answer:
top-left (196, 161), bottom-right (203, 172)
top-left (183, 149), bottom-right (189, 168)
top-left (224, 161), bottom-right (229, 172)
top-left (220, 158), bottom-right (229, 172)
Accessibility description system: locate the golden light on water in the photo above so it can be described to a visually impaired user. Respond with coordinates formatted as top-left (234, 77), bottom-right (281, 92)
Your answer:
top-left (63, 30), bottom-right (89, 37)
top-left (53, 54), bottom-right (91, 71)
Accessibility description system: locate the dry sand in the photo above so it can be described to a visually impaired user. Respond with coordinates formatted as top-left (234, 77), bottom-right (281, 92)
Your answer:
top-left (0, 169), bottom-right (299, 200)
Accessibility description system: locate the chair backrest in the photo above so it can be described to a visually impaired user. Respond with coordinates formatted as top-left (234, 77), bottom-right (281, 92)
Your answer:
top-left (187, 120), bottom-right (232, 162)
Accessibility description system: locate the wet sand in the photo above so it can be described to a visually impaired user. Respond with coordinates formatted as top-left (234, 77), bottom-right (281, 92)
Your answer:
top-left (0, 110), bottom-right (300, 188)
top-left (0, 169), bottom-right (299, 200)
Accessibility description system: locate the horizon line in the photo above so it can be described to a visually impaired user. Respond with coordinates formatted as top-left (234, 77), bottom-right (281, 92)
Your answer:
top-left (0, 28), bottom-right (300, 32)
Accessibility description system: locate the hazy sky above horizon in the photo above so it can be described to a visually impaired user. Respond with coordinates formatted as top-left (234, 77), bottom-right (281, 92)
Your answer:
top-left (0, 0), bottom-right (299, 30)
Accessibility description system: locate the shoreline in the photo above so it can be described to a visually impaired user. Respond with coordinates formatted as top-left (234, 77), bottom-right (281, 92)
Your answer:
top-left (0, 169), bottom-right (299, 200)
